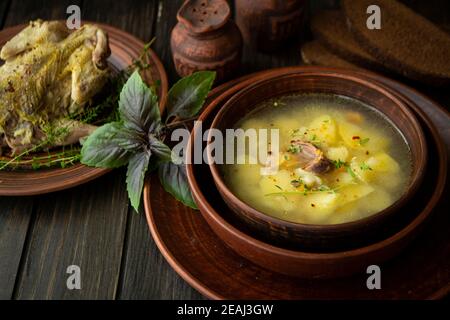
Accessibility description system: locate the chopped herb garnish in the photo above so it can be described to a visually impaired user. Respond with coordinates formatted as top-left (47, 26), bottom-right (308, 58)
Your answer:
top-left (359, 137), bottom-right (370, 146)
top-left (290, 128), bottom-right (301, 137)
top-left (287, 144), bottom-right (302, 154)
top-left (332, 159), bottom-right (346, 169)
top-left (346, 165), bottom-right (357, 179)
top-left (265, 185), bottom-right (341, 197)
top-left (332, 159), bottom-right (358, 179)
top-left (360, 162), bottom-right (373, 171)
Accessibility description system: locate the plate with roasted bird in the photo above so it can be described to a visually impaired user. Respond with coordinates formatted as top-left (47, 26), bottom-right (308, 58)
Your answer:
top-left (0, 21), bottom-right (167, 195)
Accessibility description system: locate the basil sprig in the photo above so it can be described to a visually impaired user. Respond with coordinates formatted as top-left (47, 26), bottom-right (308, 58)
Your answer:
top-left (81, 70), bottom-right (215, 211)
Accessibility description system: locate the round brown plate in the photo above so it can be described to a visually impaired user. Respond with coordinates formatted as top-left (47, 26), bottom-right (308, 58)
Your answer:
top-left (0, 23), bottom-right (168, 196)
top-left (144, 68), bottom-right (450, 299)
top-left (186, 68), bottom-right (444, 280)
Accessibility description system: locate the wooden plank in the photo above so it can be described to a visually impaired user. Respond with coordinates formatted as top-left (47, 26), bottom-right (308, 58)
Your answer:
top-left (82, 0), bottom-right (157, 41)
top-left (14, 171), bottom-right (130, 299)
top-left (0, 1), bottom-right (10, 29)
top-left (103, 0), bottom-right (203, 300)
top-left (118, 0), bottom-right (299, 299)
top-left (402, 0), bottom-right (450, 27)
top-left (0, 0), bottom-right (33, 301)
top-left (0, 198), bottom-right (34, 300)
top-left (117, 207), bottom-right (204, 299)
top-left (0, 0), bottom-right (79, 300)
top-left (3, 0), bottom-right (79, 27)
top-left (4, 0), bottom-right (128, 299)
top-left (152, 0), bottom-right (184, 84)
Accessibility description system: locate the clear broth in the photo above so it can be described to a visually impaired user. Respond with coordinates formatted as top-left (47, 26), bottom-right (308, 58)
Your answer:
top-left (222, 93), bottom-right (412, 225)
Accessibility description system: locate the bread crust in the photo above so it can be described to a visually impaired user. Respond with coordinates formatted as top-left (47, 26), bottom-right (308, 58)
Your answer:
top-left (301, 41), bottom-right (362, 70)
top-left (342, 0), bottom-right (450, 86)
top-left (311, 10), bottom-right (388, 72)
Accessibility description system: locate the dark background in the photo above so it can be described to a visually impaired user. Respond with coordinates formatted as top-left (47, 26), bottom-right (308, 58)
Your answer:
top-left (0, 0), bottom-right (448, 300)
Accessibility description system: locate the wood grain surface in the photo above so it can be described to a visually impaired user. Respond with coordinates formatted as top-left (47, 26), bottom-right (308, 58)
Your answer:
top-left (0, 0), bottom-right (448, 300)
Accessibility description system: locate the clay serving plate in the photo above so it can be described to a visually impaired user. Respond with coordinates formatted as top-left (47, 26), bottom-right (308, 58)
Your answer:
top-left (206, 71), bottom-right (428, 250)
top-left (185, 67), bottom-right (447, 279)
top-left (0, 23), bottom-right (168, 195)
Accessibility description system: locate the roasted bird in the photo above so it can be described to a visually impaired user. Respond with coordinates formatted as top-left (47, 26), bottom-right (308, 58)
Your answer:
top-left (0, 20), bottom-right (111, 155)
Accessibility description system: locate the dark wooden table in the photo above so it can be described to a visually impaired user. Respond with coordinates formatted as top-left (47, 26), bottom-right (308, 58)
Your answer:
top-left (0, 0), bottom-right (448, 300)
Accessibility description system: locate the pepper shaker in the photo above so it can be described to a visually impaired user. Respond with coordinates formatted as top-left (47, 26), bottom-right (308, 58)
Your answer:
top-left (171, 0), bottom-right (243, 83)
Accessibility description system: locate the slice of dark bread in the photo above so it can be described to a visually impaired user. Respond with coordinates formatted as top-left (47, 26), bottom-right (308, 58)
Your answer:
top-left (342, 0), bottom-right (450, 86)
top-left (311, 10), bottom-right (388, 72)
top-left (301, 41), bottom-right (363, 71)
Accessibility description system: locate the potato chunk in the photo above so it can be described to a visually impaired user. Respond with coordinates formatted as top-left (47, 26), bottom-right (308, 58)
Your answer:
top-left (337, 184), bottom-right (374, 207)
top-left (367, 153), bottom-right (400, 173)
top-left (338, 121), bottom-right (363, 149)
top-left (326, 146), bottom-right (349, 162)
top-left (301, 192), bottom-right (339, 224)
top-left (270, 116), bottom-right (301, 140)
top-left (338, 121), bottom-right (388, 152)
top-left (259, 170), bottom-right (295, 194)
top-left (308, 115), bottom-right (337, 144)
top-left (360, 189), bottom-right (392, 214)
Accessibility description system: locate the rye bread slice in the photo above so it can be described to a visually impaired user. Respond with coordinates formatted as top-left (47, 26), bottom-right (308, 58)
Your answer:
top-left (311, 10), bottom-right (388, 72)
top-left (342, 0), bottom-right (450, 86)
top-left (301, 41), bottom-right (363, 70)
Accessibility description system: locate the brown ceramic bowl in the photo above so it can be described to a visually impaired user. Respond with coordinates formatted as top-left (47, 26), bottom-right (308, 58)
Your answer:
top-left (206, 71), bottom-right (427, 250)
top-left (184, 67), bottom-right (447, 278)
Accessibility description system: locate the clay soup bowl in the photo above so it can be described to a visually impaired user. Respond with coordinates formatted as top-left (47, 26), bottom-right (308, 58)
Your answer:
top-left (206, 71), bottom-right (427, 250)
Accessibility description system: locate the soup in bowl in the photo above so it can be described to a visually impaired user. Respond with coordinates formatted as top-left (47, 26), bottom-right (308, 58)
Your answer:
top-left (207, 72), bottom-right (427, 249)
top-left (222, 93), bottom-right (412, 225)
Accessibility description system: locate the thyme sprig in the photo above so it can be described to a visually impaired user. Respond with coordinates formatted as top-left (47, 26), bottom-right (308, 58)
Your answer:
top-left (264, 186), bottom-right (341, 197)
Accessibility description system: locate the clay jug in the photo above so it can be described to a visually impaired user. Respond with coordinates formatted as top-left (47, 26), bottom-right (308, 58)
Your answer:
top-left (235, 0), bottom-right (306, 52)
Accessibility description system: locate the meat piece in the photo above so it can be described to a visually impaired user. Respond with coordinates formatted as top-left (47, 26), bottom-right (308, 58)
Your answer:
top-left (289, 140), bottom-right (332, 174)
top-left (0, 20), bottom-right (111, 155)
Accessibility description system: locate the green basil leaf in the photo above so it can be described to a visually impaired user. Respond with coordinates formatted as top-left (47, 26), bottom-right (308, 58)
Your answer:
top-left (119, 70), bottom-right (161, 133)
top-left (158, 162), bottom-right (198, 209)
top-left (81, 122), bottom-right (140, 168)
top-left (165, 71), bottom-right (216, 122)
top-left (126, 151), bottom-right (151, 212)
top-left (148, 135), bottom-right (172, 162)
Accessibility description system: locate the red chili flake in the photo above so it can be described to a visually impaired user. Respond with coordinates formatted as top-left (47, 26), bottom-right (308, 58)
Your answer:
top-left (311, 203), bottom-right (316, 207)
top-left (352, 136), bottom-right (361, 140)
